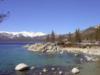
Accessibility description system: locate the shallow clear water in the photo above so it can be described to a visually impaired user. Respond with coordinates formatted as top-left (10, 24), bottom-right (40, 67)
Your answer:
top-left (0, 44), bottom-right (100, 75)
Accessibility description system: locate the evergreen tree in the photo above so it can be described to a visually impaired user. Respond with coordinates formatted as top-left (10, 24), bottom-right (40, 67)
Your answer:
top-left (57, 35), bottom-right (64, 43)
top-left (75, 28), bottom-right (81, 43)
top-left (45, 34), bottom-right (50, 42)
top-left (67, 32), bottom-right (73, 42)
top-left (95, 25), bottom-right (100, 41)
top-left (50, 30), bottom-right (55, 43)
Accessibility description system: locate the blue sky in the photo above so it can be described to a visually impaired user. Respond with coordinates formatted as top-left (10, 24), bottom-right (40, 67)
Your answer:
top-left (0, 0), bottom-right (100, 34)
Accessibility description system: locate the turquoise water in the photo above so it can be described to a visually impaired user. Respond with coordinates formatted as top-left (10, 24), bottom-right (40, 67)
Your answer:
top-left (0, 44), bottom-right (100, 75)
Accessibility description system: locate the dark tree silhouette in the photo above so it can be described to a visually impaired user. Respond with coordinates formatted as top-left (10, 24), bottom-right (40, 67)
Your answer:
top-left (57, 35), bottom-right (64, 43)
top-left (0, 0), bottom-right (10, 23)
top-left (45, 34), bottom-right (50, 42)
top-left (95, 25), bottom-right (100, 41)
top-left (75, 28), bottom-right (81, 43)
top-left (0, 12), bottom-right (10, 23)
top-left (50, 30), bottom-right (55, 43)
top-left (67, 32), bottom-right (73, 42)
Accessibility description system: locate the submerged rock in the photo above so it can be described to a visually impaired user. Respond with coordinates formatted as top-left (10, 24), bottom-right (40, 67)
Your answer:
top-left (30, 66), bottom-right (35, 70)
top-left (71, 67), bottom-right (80, 74)
top-left (42, 68), bottom-right (48, 72)
top-left (84, 55), bottom-right (99, 62)
top-left (59, 70), bottom-right (63, 75)
top-left (51, 67), bottom-right (55, 71)
top-left (15, 63), bottom-right (29, 71)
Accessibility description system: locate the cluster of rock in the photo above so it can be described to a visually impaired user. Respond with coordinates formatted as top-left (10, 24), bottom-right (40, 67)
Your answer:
top-left (15, 63), bottom-right (80, 74)
top-left (24, 43), bottom-right (100, 63)
top-left (25, 43), bottom-right (63, 54)
top-left (84, 55), bottom-right (99, 62)
top-left (25, 43), bottom-right (100, 56)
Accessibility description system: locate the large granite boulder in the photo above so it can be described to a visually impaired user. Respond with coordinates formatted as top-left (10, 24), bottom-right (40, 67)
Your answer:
top-left (71, 67), bottom-right (80, 74)
top-left (25, 42), bottom-right (61, 53)
top-left (15, 63), bottom-right (29, 71)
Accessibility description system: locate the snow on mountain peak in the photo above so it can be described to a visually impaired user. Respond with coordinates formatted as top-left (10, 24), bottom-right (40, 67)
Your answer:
top-left (0, 31), bottom-right (46, 38)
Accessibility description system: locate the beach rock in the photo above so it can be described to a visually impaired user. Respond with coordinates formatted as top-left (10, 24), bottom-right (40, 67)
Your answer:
top-left (30, 66), bottom-right (35, 70)
top-left (60, 50), bottom-right (64, 54)
top-left (51, 67), bottom-right (55, 71)
top-left (71, 67), bottom-right (80, 74)
top-left (39, 72), bottom-right (42, 75)
top-left (43, 68), bottom-right (47, 72)
top-left (84, 55), bottom-right (92, 61)
top-left (59, 71), bottom-right (63, 75)
top-left (25, 42), bottom-right (62, 54)
top-left (74, 53), bottom-right (80, 57)
top-left (15, 63), bottom-right (29, 71)
top-left (84, 55), bottom-right (99, 62)
top-left (80, 58), bottom-right (84, 62)
top-left (92, 58), bottom-right (99, 61)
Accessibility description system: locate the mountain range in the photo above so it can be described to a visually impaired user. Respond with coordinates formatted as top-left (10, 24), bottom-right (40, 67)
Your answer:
top-left (0, 25), bottom-right (99, 44)
top-left (0, 31), bottom-right (46, 43)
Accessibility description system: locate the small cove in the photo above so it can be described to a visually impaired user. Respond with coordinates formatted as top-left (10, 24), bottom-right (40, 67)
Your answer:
top-left (0, 44), bottom-right (100, 75)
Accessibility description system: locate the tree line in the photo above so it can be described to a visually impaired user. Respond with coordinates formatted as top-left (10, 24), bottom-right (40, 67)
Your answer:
top-left (45, 26), bottom-right (100, 44)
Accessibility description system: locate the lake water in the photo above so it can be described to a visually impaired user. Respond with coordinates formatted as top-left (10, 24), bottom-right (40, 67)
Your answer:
top-left (0, 44), bottom-right (100, 75)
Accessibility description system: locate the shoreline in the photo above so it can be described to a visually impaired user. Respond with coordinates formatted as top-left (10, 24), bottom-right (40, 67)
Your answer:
top-left (24, 43), bottom-right (100, 56)
top-left (62, 47), bottom-right (100, 56)
top-left (24, 43), bottom-right (100, 62)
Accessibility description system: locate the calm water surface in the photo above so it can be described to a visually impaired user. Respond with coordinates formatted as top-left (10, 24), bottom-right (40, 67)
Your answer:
top-left (0, 44), bottom-right (100, 75)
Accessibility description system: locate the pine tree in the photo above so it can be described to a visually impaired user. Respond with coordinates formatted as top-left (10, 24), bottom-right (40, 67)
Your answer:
top-left (74, 28), bottom-right (81, 43)
top-left (50, 30), bottom-right (55, 43)
top-left (57, 35), bottom-right (64, 43)
top-left (95, 25), bottom-right (100, 41)
top-left (67, 32), bottom-right (72, 42)
top-left (45, 34), bottom-right (50, 42)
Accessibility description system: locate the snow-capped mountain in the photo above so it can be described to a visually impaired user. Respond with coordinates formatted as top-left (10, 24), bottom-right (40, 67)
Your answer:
top-left (0, 31), bottom-right (46, 38)
top-left (0, 31), bottom-right (46, 43)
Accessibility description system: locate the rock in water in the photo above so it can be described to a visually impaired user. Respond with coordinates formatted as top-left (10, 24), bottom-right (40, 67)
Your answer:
top-left (71, 67), bottom-right (80, 74)
top-left (59, 71), bottom-right (63, 75)
top-left (15, 63), bottom-right (29, 71)
top-left (84, 55), bottom-right (92, 61)
top-left (84, 55), bottom-right (99, 62)
top-left (51, 67), bottom-right (55, 71)
top-left (30, 66), bottom-right (35, 70)
top-left (42, 68), bottom-right (47, 72)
